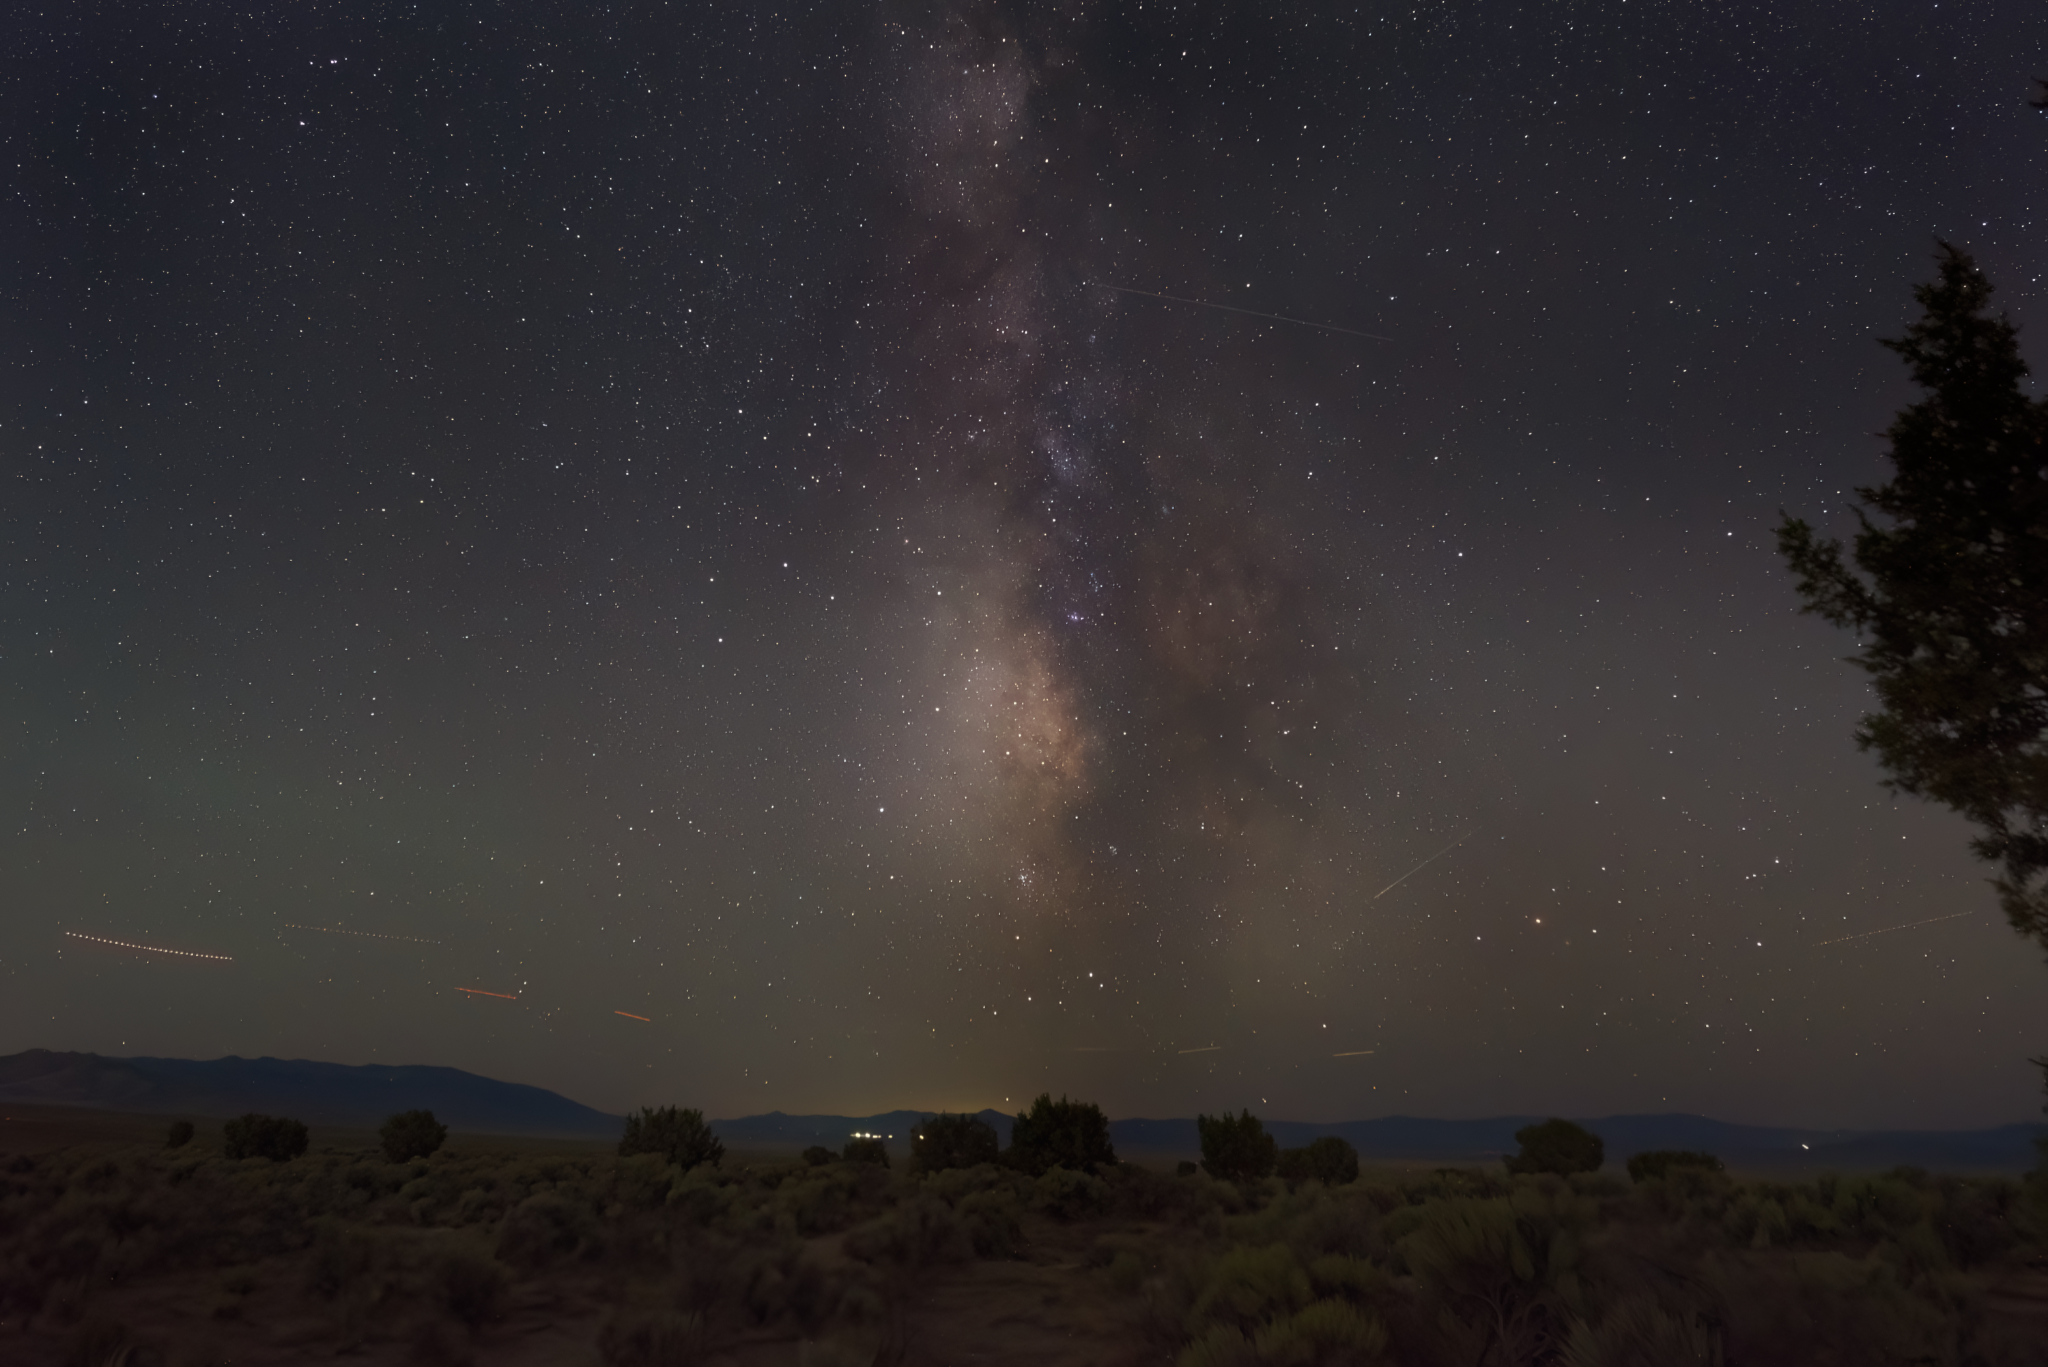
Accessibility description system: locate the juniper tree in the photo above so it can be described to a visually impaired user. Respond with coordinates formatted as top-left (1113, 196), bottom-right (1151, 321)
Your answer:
top-left (1777, 243), bottom-right (2048, 946)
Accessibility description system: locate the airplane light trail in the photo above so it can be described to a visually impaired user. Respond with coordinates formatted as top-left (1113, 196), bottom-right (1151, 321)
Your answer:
top-left (456, 987), bottom-right (518, 1000)
top-left (1371, 830), bottom-right (1477, 900)
top-left (65, 931), bottom-right (232, 962)
top-left (614, 1010), bottom-right (650, 1021)
top-left (1331, 1050), bottom-right (1376, 1057)
top-left (285, 923), bottom-right (442, 946)
top-left (1087, 282), bottom-right (1394, 342)
top-left (1814, 910), bottom-right (1974, 947)
top-left (1177, 1045), bottom-right (1222, 1054)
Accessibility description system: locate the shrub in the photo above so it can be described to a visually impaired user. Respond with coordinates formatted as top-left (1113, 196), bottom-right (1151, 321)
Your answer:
top-left (1276, 1135), bottom-right (1359, 1188)
top-left (1006, 1094), bottom-right (1116, 1176)
top-left (911, 1112), bottom-right (1000, 1173)
top-left (844, 1197), bottom-right (973, 1268)
top-left (618, 1106), bottom-right (724, 1171)
top-left (163, 1120), bottom-right (193, 1151)
top-left (1504, 1118), bottom-right (1603, 1176)
top-left (1258, 1298), bottom-right (1389, 1360)
top-left (842, 1138), bottom-right (889, 1168)
top-left (380, 1109), bottom-right (449, 1163)
top-left (1198, 1110), bottom-right (1278, 1184)
top-left (222, 1113), bottom-right (309, 1163)
top-left (1178, 1160), bottom-right (1199, 1177)
top-left (495, 1192), bottom-right (598, 1270)
top-left (802, 1145), bottom-right (836, 1167)
top-left (433, 1244), bottom-right (508, 1329)
top-left (1034, 1165), bottom-right (1110, 1221)
top-left (959, 1189), bottom-right (1024, 1257)
top-left (1187, 1243), bottom-right (1311, 1335)
top-left (1626, 1149), bottom-right (1723, 1183)
top-left (598, 1308), bottom-right (706, 1367)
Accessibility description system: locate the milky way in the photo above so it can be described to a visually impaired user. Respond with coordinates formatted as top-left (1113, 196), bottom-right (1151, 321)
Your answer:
top-left (7, 0), bottom-right (2046, 1128)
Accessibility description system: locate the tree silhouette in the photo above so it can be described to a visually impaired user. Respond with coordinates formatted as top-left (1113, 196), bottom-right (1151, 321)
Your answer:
top-left (911, 1112), bottom-right (1000, 1172)
top-left (617, 1105), bottom-right (724, 1170)
top-left (1778, 243), bottom-right (2048, 944)
top-left (1005, 1094), bottom-right (1116, 1176)
top-left (1503, 1119), bottom-right (1603, 1176)
top-left (1198, 1109), bottom-right (1278, 1183)
top-left (380, 1108), bottom-right (448, 1163)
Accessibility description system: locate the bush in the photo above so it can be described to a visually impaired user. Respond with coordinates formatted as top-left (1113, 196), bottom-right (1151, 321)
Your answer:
top-left (1034, 1165), bottom-right (1110, 1221)
top-left (618, 1106), bottom-right (724, 1171)
top-left (1187, 1243), bottom-right (1312, 1335)
top-left (380, 1109), bottom-right (449, 1163)
top-left (1006, 1094), bottom-right (1116, 1176)
top-left (1626, 1149), bottom-right (1724, 1183)
top-left (1199, 1110), bottom-right (1278, 1184)
top-left (1504, 1118), bottom-right (1603, 1176)
top-left (223, 1113), bottom-right (309, 1162)
top-left (802, 1145), bottom-right (836, 1167)
top-left (433, 1243), bottom-right (508, 1329)
top-left (842, 1138), bottom-right (889, 1168)
top-left (495, 1192), bottom-right (598, 1270)
top-left (598, 1308), bottom-right (706, 1367)
top-left (1178, 1160), bottom-right (1199, 1177)
top-left (1276, 1135), bottom-right (1359, 1188)
top-left (912, 1112), bottom-right (1000, 1173)
top-left (164, 1120), bottom-right (193, 1150)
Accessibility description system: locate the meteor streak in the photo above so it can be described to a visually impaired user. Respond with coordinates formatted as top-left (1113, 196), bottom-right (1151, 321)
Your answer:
top-left (615, 1010), bottom-right (650, 1021)
top-left (1371, 830), bottom-right (1476, 900)
top-left (1087, 282), bottom-right (1393, 342)
top-left (1331, 1050), bottom-right (1375, 1057)
top-left (1815, 910), bottom-right (1974, 947)
top-left (64, 931), bottom-right (232, 962)
top-left (456, 987), bottom-right (518, 1000)
top-left (1177, 1045), bottom-right (1222, 1054)
top-left (285, 923), bottom-right (442, 946)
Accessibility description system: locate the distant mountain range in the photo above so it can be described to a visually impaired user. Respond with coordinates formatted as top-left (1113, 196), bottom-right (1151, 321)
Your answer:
top-left (3, 1051), bottom-right (2041, 1171)
top-left (0, 1049), bottom-right (620, 1136)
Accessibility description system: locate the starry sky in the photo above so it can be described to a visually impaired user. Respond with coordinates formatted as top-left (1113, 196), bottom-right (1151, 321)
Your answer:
top-left (6, 1), bottom-right (2046, 1131)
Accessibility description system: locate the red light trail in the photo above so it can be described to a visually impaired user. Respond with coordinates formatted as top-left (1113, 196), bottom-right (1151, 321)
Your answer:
top-left (456, 987), bottom-right (518, 1000)
top-left (614, 1010), bottom-right (650, 1021)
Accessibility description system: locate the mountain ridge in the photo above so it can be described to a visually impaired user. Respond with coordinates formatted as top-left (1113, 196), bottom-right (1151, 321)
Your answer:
top-left (3, 1051), bottom-right (2040, 1169)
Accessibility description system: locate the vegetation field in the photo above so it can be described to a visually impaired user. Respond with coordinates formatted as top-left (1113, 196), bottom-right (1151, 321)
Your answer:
top-left (4, 1104), bottom-right (2048, 1365)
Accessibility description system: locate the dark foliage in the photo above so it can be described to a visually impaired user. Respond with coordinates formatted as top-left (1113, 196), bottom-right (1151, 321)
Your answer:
top-left (222, 1113), bottom-right (309, 1163)
top-left (1006, 1094), bottom-right (1116, 1176)
top-left (911, 1112), bottom-right (1000, 1173)
top-left (379, 1109), bottom-right (448, 1164)
top-left (616, 1105), bottom-right (724, 1171)
top-left (1778, 243), bottom-right (2048, 942)
top-left (1198, 1109), bottom-right (1278, 1183)
top-left (1276, 1135), bottom-right (1360, 1187)
top-left (163, 1120), bottom-right (193, 1151)
top-left (1503, 1118), bottom-right (1603, 1176)
top-left (1177, 1160), bottom-right (1199, 1177)
top-left (842, 1137), bottom-right (889, 1168)
top-left (1627, 1149), bottom-right (1725, 1182)
top-left (802, 1145), bottom-right (836, 1167)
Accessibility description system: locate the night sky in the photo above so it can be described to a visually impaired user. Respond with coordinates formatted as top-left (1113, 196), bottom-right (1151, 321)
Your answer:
top-left (7, 1), bottom-right (2046, 1131)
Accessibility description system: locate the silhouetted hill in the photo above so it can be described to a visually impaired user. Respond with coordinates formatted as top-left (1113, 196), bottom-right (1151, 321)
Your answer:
top-left (7, 1052), bottom-right (2038, 1169)
top-left (0, 1050), bottom-right (619, 1136)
